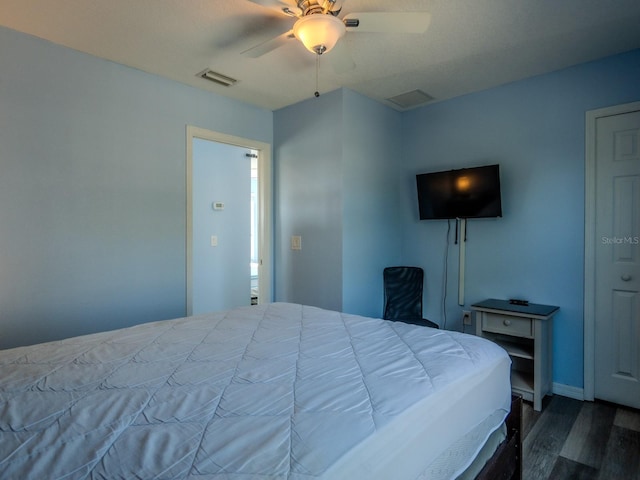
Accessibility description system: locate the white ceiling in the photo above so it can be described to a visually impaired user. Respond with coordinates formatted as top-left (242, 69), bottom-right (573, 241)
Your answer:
top-left (2, 0), bottom-right (640, 111)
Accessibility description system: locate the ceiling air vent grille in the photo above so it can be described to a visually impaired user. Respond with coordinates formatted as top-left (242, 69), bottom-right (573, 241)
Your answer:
top-left (386, 89), bottom-right (434, 110)
top-left (197, 69), bottom-right (238, 87)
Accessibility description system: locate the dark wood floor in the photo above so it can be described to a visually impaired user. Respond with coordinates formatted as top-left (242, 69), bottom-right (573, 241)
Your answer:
top-left (522, 395), bottom-right (640, 479)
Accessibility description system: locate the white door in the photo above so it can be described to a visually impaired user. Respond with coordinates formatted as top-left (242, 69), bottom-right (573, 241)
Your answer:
top-left (192, 139), bottom-right (250, 313)
top-left (593, 108), bottom-right (640, 409)
top-left (186, 127), bottom-right (272, 316)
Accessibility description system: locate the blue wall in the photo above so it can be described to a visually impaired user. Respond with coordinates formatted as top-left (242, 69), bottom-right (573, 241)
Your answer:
top-left (0, 26), bottom-right (272, 348)
top-left (341, 90), bottom-right (403, 317)
top-left (400, 49), bottom-right (640, 388)
top-left (273, 89), bottom-right (403, 316)
top-left (273, 90), bottom-right (345, 311)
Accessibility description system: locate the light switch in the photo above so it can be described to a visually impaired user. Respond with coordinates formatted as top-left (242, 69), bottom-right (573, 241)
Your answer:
top-left (291, 235), bottom-right (302, 250)
top-left (210, 235), bottom-right (218, 247)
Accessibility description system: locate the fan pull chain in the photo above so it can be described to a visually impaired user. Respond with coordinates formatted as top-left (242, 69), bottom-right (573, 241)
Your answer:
top-left (314, 53), bottom-right (320, 98)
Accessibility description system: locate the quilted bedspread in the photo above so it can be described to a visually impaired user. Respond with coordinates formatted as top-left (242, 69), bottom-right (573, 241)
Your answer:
top-left (0, 303), bottom-right (509, 479)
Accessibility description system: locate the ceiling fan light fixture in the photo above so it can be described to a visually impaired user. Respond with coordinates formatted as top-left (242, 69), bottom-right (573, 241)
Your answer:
top-left (293, 14), bottom-right (346, 54)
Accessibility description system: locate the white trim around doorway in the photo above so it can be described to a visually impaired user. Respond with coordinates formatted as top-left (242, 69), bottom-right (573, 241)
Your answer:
top-left (185, 126), bottom-right (273, 316)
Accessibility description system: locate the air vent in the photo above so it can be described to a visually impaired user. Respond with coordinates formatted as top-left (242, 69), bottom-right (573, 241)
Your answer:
top-left (197, 69), bottom-right (238, 87)
top-left (386, 89), bottom-right (434, 110)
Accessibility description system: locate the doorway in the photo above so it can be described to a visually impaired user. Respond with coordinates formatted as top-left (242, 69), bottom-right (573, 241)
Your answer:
top-left (584, 101), bottom-right (640, 409)
top-left (186, 126), bottom-right (272, 315)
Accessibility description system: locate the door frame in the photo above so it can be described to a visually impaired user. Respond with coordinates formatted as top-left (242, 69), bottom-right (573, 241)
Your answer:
top-left (186, 125), bottom-right (272, 316)
top-left (584, 100), bottom-right (640, 401)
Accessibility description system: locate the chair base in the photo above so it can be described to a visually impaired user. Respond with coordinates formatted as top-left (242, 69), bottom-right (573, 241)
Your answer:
top-left (391, 318), bottom-right (439, 329)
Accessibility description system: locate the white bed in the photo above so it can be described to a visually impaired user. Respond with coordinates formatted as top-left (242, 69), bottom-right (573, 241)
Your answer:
top-left (0, 303), bottom-right (512, 479)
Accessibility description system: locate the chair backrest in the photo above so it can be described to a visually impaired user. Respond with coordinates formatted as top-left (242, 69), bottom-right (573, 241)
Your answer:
top-left (383, 266), bottom-right (424, 320)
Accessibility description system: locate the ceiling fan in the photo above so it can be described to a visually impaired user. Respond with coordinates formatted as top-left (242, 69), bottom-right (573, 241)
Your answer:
top-left (242, 0), bottom-right (431, 73)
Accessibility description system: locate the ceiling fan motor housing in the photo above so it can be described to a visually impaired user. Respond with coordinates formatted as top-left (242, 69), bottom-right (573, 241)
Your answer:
top-left (297, 0), bottom-right (342, 16)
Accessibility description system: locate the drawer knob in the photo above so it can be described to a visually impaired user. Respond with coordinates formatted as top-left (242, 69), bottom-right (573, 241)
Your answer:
top-left (503, 319), bottom-right (511, 326)
top-left (621, 274), bottom-right (632, 282)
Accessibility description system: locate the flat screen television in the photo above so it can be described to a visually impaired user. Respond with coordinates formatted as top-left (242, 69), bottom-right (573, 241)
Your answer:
top-left (416, 164), bottom-right (502, 220)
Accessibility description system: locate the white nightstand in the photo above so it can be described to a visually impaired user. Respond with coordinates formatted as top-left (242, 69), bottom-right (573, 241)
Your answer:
top-left (472, 299), bottom-right (559, 411)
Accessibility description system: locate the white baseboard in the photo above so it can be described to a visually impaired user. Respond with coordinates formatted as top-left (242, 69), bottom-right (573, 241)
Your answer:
top-left (552, 382), bottom-right (584, 401)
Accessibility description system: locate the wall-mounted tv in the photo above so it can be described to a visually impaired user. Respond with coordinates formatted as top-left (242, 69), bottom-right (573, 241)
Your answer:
top-left (416, 164), bottom-right (502, 220)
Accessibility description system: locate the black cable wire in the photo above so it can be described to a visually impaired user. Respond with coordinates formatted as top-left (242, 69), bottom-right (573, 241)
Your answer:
top-left (454, 218), bottom-right (458, 244)
top-left (442, 219), bottom-right (451, 329)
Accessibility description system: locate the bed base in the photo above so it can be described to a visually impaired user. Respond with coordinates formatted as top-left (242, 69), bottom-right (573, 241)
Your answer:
top-left (476, 394), bottom-right (522, 480)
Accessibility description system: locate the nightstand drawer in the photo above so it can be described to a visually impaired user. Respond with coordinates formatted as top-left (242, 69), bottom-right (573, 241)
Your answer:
top-left (482, 313), bottom-right (533, 337)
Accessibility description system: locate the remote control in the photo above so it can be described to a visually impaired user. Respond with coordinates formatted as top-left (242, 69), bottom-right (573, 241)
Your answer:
top-left (509, 299), bottom-right (529, 306)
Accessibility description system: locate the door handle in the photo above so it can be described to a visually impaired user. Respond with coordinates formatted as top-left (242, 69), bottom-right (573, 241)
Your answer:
top-left (621, 274), bottom-right (632, 281)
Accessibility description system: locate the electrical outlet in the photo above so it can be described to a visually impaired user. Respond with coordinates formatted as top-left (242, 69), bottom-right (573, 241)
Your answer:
top-left (462, 310), bottom-right (472, 325)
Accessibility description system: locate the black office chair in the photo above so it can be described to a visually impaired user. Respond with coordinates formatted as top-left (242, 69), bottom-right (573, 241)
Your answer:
top-left (383, 266), bottom-right (439, 328)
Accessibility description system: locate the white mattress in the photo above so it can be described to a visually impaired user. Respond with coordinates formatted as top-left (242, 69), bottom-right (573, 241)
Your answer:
top-left (0, 303), bottom-right (511, 479)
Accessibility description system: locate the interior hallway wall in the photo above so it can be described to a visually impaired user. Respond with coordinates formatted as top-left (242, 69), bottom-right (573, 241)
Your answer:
top-left (0, 26), bottom-right (273, 348)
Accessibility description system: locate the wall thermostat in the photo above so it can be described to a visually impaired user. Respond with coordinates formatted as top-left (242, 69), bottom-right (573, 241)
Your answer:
top-left (212, 202), bottom-right (225, 210)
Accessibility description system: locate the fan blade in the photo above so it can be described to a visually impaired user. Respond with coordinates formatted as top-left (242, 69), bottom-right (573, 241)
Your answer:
top-left (246, 0), bottom-right (301, 16)
top-left (343, 12), bottom-right (431, 34)
top-left (241, 30), bottom-right (295, 58)
top-left (328, 41), bottom-right (355, 73)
